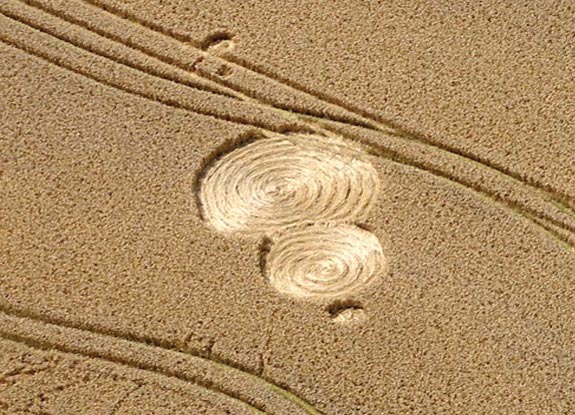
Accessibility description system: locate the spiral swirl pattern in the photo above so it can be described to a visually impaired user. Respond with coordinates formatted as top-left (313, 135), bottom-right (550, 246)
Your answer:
top-left (265, 224), bottom-right (385, 299)
top-left (199, 134), bottom-right (379, 235)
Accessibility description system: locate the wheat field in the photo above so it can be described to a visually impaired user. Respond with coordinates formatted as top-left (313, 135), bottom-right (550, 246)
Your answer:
top-left (1, 0), bottom-right (574, 414)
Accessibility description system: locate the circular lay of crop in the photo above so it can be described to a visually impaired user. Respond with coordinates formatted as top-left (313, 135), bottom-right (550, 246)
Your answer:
top-left (265, 223), bottom-right (385, 299)
top-left (199, 133), bottom-right (379, 236)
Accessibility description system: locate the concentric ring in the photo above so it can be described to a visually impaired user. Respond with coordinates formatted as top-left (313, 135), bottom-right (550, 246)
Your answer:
top-left (198, 133), bottom-right (379, 235)
top-left (265, 224), bottom-right (385, 299)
